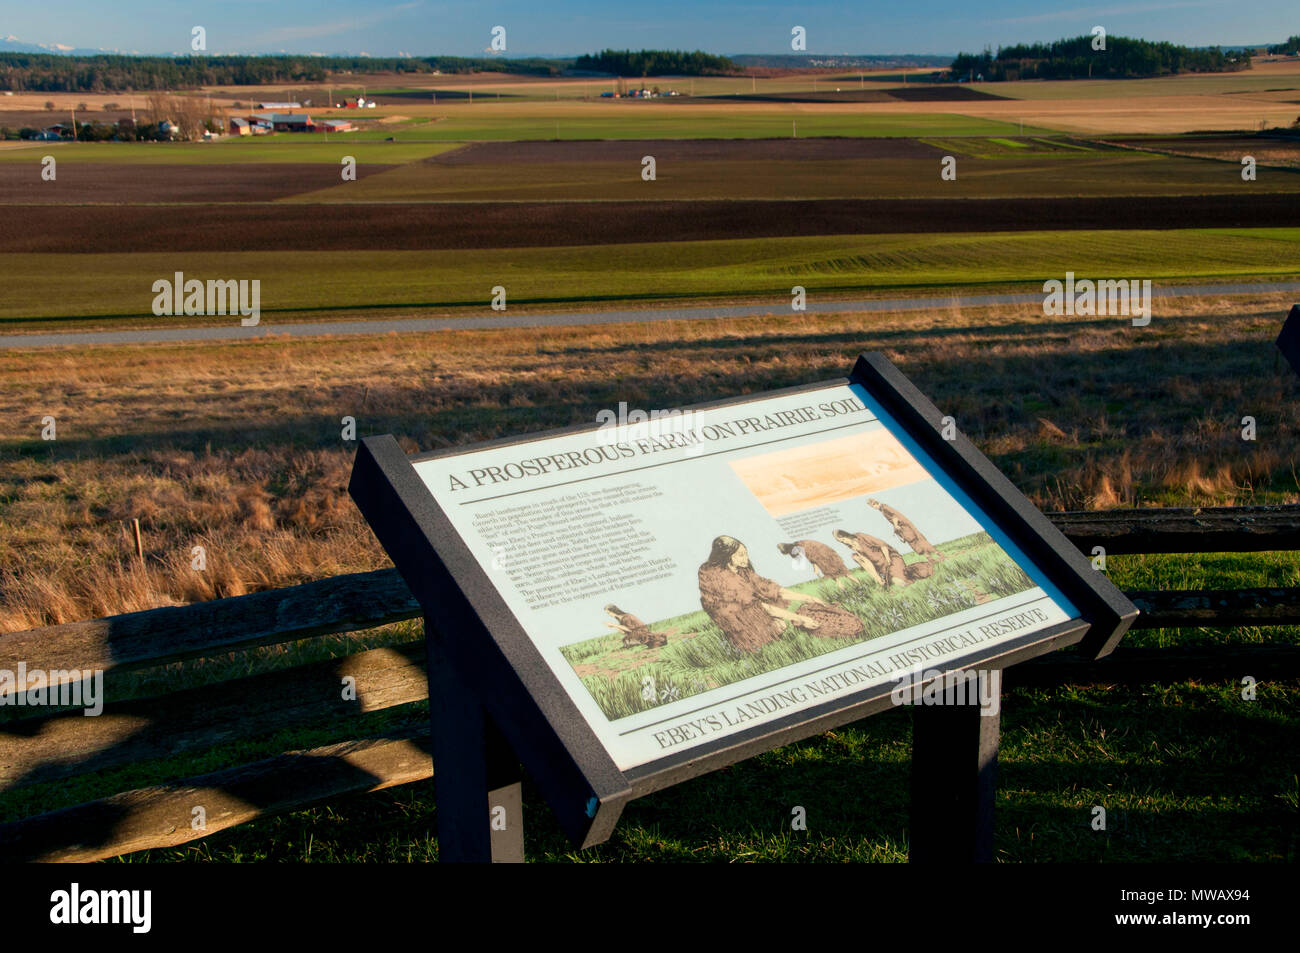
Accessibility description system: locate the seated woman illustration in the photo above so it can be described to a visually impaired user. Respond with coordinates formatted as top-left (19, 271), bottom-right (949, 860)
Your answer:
top-left (698, 536), bottom-right (863, 653)
top-left (776, 540), bottom-right (853, 591)
top-left (604, 603), bottom-right (668, 649)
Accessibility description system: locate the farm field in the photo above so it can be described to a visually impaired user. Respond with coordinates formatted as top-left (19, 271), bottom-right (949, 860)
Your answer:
top-left (285, 140), bottom-right (1300, 204)
top-left (4, 200), bottom-right (1298, 255)
top-left (1101, 134), bottom-right (1300, 169)
top-left (0, 293), bottom-right (1295, 862)
top-left (0, 140), bottom-right (462, 164)
top-left (265, 108), bottom-right (1051, 141)
top-left (2, 228), bottom-right (1299, 325)
top-left (6, 135), bottom-right (1299, 206)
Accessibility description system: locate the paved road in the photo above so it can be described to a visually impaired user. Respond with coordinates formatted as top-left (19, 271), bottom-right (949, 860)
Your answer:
top-left (3, 280), bottom-right (1298, 350)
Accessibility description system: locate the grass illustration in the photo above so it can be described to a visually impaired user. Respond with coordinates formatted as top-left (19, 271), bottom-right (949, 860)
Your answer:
top-left (562, 532), bottom-right (1035, 720)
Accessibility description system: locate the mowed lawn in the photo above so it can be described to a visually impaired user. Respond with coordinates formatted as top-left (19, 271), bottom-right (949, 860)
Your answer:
top-left (4, 228), bottom-right (1299, 324)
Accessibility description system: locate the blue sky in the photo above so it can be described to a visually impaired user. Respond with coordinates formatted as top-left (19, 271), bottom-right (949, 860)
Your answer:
top-left (3, 1), bottom-right (1295, 56)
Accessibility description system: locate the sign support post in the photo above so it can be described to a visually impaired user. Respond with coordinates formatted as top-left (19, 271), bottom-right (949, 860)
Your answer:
top-left (908, 669), bottom-right (1001, 863)
top-left (427, 627), bottom-right (525, 863)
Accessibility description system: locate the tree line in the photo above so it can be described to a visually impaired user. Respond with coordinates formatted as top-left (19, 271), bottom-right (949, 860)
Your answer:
top-left (0, 48), bottom-right (740, 92)
top-left (949, 35), bottom-right (1248, 81)
top-left (1268, 36), bottom-right (1300, 55)
top-left (571, 49), bottom-right (737, 76)
top-left (0, 53), bottom-right (568, 92)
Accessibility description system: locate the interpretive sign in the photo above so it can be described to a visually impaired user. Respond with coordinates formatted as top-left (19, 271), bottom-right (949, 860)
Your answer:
top-left (349, 353), bottom-right (1137, 850)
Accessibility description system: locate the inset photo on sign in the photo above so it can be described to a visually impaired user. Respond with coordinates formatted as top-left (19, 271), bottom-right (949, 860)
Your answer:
top-left (727, 428), bottom-right (926, 517)
top-left (558, 424), bottom-right (1039, 723)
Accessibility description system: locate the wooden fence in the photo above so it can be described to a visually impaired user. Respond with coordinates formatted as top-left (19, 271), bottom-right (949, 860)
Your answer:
top-left (1, 505), bottom-right (1296, 862)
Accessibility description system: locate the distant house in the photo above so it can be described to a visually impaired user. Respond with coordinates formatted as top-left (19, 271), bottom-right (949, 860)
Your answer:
top-left (319, 119), bottom-right (353, 133)
top-left (256, 101), bottom-right (301, 110)
top-left (229, 117), bottom-right (250, 136)
top-left (251, 112), bottom-right (315, 132)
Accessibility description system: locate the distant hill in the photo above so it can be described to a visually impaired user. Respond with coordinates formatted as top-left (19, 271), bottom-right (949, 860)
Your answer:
top-left (949, 34), bottom-right (1249, 81)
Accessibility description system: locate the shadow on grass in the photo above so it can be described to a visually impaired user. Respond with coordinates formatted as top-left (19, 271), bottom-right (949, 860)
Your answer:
top-left (103, 681), bottom-right (1300, 863)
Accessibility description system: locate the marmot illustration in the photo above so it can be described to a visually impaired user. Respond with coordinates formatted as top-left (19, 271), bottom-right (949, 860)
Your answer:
top-left (604, 604), bottom-right (668, 649)
top-left (776, 539), bottom-right (853, 590)
top-left (866, 498), bottom-right (942, 559)
top-left (833, 529), bottom-right (907, 587)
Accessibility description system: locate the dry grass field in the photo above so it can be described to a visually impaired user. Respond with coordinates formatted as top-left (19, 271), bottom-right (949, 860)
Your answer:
top-left (2, 293), bottom-right (1294, 633)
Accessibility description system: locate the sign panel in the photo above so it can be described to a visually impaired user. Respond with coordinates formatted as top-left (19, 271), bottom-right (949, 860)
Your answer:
top-left (411, 382), bottom-right (1076, 770)
top-left (350, 353), bottom-right (1137, 845)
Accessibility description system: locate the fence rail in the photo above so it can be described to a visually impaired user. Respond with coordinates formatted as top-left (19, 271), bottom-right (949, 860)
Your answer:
top-left (1, 505), bottom-right (1296, 862)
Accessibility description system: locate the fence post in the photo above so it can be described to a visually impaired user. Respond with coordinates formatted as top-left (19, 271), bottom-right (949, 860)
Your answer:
top-left (426, 623), bottom-right (524, 863)
top-left (908, 669), bottom-right (1001, 863)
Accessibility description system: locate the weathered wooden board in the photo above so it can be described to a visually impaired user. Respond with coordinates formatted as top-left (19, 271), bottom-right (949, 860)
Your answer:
top-left (0, 644), bottom-right (427, 790)
top-left (0, 729), bottom-right (433, 863)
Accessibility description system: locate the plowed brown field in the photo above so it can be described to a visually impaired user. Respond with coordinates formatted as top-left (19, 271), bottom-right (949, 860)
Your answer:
top-left (2, 194), bottom-right (1296, 253)
top-left (0, 162), bottom-right (396, 204)
top-left (427, 137), bottom-right (947, 164)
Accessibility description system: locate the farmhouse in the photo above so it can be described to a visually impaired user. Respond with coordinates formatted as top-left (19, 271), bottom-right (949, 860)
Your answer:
top-left (229, 117), bottom-right (250, 136)
top-left (318, 119), bottom-right (354, 132)
top-left (251, 112), bottom-right (315, 132)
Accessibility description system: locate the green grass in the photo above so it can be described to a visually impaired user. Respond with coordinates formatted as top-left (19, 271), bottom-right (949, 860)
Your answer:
top-left (0, 140), bottom-right (463, 164)
top-left (304, 111), bottom-right (1056, 141)
top-left (6, 228), bottom-right (1300, 326)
